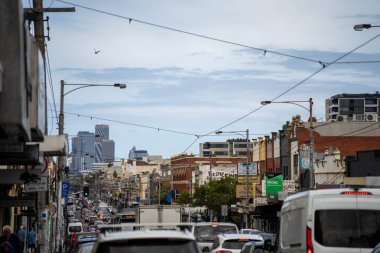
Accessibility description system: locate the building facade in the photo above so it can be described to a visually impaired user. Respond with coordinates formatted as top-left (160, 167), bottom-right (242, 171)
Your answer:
top-left (325, 92), bottom-right (380, 122)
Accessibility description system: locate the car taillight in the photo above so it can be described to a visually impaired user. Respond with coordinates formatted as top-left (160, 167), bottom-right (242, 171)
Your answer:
top-left (341, 191), bottom-right (371, 196)
top-left (215, 251), bottom-right (232, 253)
top-left (307, 227), bottom-right (313, 253)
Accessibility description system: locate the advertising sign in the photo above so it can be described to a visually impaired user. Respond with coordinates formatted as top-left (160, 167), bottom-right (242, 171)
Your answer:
top-left (283, 180), bottom-right (297, 193)
top-left (265, 175), bottom-right (283, 195)
top-left (299, 144), bottom-right (325, 169)
top-left (25, 177), bottom-right (48, 192)
top-left (237, 163), bottom-right (258, 176)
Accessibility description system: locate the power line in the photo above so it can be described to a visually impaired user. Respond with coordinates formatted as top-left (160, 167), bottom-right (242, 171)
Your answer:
top-left (182, 32), bottom-right (380, 152)
top-left (59, 110), bottom-right (199, 137)
top-left (45, 45), bottom-right (59, 128)
top-left (56, 0), bottom-right (322, 64)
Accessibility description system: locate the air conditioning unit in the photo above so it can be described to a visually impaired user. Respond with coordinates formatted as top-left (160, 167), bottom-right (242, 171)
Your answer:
top-left (366, 114), bottom-right (377, 122)
top-left (337, 115), bottom-right (345, 121)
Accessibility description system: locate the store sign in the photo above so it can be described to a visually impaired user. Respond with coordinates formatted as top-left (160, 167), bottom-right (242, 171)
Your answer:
top-left (237, 175), bottom-right (259, 184)
top-left (265, 175), bottom-right (283, 195)
top-left (283, 180), bottom-right (296, 193)
top-left (25, 177), bottom-right (48, 192)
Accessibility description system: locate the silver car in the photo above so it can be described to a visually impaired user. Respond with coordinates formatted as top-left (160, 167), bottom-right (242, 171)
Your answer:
top-left (91, 229), bottom-right (201, 253)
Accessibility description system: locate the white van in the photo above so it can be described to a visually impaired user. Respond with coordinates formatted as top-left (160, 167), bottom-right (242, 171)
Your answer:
top-left (67, 222), bottom-right (83, 236)
top-left (278, 188), bottom-right (380, 253)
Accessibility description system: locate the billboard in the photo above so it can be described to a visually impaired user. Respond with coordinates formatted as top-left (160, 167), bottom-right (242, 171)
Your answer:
top-left (299, 144), bottom-right (325, 170)
top-left (237, 163), bottom-right (258, 176)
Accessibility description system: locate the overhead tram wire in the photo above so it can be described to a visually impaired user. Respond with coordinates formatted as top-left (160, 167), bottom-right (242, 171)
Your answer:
top-left (183, 32), bottom-right (380, 152)
top-left (56, 0), bottom-right (322, 65)
top-left (60, 110), bottom-right (199, 137)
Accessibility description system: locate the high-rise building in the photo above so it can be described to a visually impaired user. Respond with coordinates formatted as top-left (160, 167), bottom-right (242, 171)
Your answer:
top-left (102, 140), bottom-right (115, 162)
top-left (94, 124), bottom-right (115, 163)
top-left (70, 131), bottom-right (95, 173)
top-left (325, 92), bottom-right (380, 122)
top-left (95, 124), bottom-right (109, 141)
top-left (199, 140), bottom-right (253, 158)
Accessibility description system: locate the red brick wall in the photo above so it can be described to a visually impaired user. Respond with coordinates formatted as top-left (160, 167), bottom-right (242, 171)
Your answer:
top-left (297, 127), bottom-right (380, 159)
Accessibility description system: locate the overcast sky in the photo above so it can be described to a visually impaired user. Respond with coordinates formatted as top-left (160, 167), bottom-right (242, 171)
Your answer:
top-left (27, 0), bottom-right (380, 159)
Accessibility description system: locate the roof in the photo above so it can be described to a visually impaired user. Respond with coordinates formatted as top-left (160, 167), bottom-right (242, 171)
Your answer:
top-left (306, 122), bottom-right (380, 137)
top-left (330, 93), bottom-right (380, 99)
top-left (283, 187), bottom-right (380, 203)
top-left (97, 230), bottom-right (195, 243)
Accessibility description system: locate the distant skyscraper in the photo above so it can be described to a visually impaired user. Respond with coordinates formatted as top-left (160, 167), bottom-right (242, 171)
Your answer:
top-left (94, 124), bottom-right (115, 163)
top-left (70, 131), bottom-right (95, 173)
top-left (95, 124), bottom-right (109, 141)
top-left (102, 140), bottom-right (115, 162)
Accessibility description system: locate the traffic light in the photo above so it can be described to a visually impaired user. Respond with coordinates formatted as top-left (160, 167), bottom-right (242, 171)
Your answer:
top-left (83, 186), bottom-right (89, 197)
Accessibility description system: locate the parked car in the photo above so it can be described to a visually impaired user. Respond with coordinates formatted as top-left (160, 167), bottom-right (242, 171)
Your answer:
top-left (91, 229), bottom-right (202, 253)
top-left (210, 234), bottom-right (264, 253)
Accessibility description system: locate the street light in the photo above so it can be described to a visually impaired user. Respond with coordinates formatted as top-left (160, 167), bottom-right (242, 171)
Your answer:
top-left (56, 80), bottom-right (126, 250)
top-left (261, 98), bottom-right (314, 189)
top-left (215, 129), bottom-right (250, 228)
top-left (353, 24), bottom-right (380, 31)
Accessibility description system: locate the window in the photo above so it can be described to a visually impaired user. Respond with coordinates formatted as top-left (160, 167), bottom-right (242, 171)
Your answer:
top-left (293, 154), bottom-right (298, 175)
top-left (315, 210), bottom-right (380, 248)
top-left (365, 107), bottom-right (377, 112)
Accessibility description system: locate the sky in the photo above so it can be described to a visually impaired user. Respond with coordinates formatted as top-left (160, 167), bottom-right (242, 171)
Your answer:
top-left (26, 0), bottom-right (380, 159)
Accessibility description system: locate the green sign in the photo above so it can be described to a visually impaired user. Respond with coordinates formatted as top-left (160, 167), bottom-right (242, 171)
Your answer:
top-left (265, 175), bottom-right (283, 195)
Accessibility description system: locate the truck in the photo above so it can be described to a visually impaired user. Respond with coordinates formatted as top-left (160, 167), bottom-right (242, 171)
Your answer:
top-left (137, 205), bottom-right (182, 223)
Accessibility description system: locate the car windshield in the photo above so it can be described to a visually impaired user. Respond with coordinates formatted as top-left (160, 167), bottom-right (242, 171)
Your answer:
top-left (194, 225), bottom-right (237, 242)
top-left (315, 209), bottom-right (380, 248)
top-left (98, 238), bottom-right (198, 253)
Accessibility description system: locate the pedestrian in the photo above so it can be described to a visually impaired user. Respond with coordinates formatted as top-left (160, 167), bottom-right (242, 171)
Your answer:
top-left (0, 225), bottom-right (22, 253)
top-left (16, 226), bottom-right (26, 253)
top-left (26, 228), bottom-right (36, 253)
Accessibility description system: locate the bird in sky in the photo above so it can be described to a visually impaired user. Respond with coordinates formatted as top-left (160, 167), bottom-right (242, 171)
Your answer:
top-left (94, 48), bottom-right (101, 54)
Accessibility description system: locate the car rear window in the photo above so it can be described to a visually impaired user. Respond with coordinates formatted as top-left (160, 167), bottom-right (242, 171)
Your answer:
top-left (194, 225), bottom-right (238, 242)
top-left (98, 239), bottom-right (198, 253)
top-left (315, 210), bottom-right (380, 248)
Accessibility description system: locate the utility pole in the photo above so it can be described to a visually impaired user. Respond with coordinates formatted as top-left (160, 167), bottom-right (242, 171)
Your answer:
top-left (309, 98), bottom-right (314, 189)
top-left (25, 2), bottom-right (75, 253)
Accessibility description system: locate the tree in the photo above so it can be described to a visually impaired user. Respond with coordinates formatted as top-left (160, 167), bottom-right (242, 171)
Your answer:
top-left (193, 176), bottom-right (237, 216)
top-left (153, 185), bottom-right (171, 204)
top-left (177, 191), bottom-right (192, 205)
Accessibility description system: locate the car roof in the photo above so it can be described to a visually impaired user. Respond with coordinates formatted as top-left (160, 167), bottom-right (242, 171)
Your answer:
top-left (193, 222), bottom-right (237, 227)
top-left (69, 222), bottom-right (83, 226)
top-left (97, 230), bottom-right (196, 243)
top-left (218, 234), bottom-right (263, 241)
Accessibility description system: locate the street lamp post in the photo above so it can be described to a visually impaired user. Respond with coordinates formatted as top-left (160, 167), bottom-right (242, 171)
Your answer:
top-left (56, 80), bottom-right (126, 251)
top-left (261, 98), bottom-right (314, 189)
top-left (353, 24), bottom-right (380, 31)
top-left (215, 129), bottom-right (250, 228)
